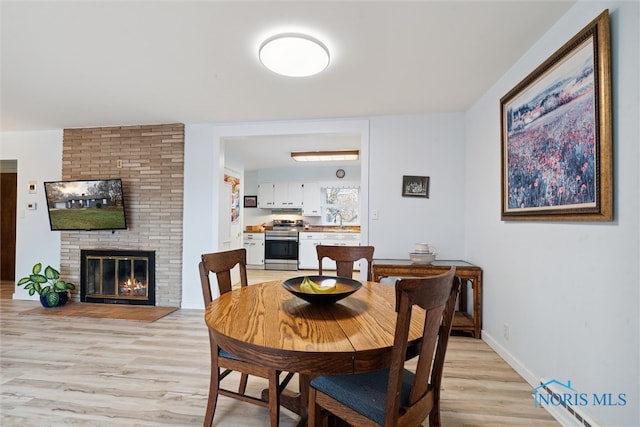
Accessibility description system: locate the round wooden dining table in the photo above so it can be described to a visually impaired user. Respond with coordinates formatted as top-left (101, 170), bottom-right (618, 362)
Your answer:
top-left (204, 279), bottom-right (425, 425)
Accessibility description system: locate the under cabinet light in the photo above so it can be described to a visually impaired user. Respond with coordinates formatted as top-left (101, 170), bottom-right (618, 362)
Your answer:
top-left (290, 150), bottom-right (359, 162)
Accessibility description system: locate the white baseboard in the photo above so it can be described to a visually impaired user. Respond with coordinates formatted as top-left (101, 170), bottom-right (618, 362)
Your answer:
top-left (481, 330), bottom-right (584, 427)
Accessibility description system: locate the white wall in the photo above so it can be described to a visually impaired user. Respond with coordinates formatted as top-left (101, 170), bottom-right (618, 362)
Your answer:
top-left (181, 124), bottom-right (220, 309)
top-left (368, 113), bottom-right (467, 259)
top-left (0, 130), bottom-right (63, 299)
top-left (464, 2), bottom-right (639, 425)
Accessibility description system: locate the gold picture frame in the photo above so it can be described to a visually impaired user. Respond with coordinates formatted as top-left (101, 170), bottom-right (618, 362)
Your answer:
top-left (500, 10), bottom-right (612, 221)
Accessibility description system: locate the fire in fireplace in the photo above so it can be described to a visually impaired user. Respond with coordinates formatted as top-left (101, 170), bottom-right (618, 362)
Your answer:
top-left (80, 250), bottom-right (155, 305)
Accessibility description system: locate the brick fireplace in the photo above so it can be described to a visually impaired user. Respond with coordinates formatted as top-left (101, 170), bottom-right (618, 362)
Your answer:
top-left (60, 123), bottom-right (184, 307)
top-left (81, 250), bottom-right (156, 305)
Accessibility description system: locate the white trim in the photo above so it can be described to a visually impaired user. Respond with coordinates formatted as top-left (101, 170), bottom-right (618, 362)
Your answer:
top-left (482, 331), bottom-right (581, 427)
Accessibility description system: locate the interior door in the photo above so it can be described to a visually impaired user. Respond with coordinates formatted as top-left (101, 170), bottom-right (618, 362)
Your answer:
top-left (0, 171), bottom-right (17, 280)
top-left (219, 182), bottom-right (232, 250)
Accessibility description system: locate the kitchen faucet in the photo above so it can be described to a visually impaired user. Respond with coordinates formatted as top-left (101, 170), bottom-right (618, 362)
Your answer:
top-left (335, 213), bottom-right (343, 228)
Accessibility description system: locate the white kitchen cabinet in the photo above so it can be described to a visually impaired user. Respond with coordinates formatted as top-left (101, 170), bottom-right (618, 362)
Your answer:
top-left (258, 182), bottom-right (303, 209)
top-left (243, 233), bottom-right (265, 267)
top-left (298, 232), bottom-right (323, 269)
top-left (274, 182), bottom-right (303, 208)
top-left (320, 233), bottom-right (361, 270)
top-left (257, 183), bottom-right (275, 208)
top-left (298, 232), bottom-right (361, 270)
top-left (302, 182), bottom-right (321, 216)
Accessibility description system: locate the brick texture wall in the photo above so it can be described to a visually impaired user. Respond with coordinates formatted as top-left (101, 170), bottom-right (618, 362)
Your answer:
top-left (60, 124), bottom-right (184, 307)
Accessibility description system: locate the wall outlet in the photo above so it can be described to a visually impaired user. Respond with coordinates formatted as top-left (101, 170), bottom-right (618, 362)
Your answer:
top-left (503, 323), bottom-right (510, 341)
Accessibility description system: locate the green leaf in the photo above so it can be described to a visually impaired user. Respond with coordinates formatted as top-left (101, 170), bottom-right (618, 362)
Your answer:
top-left (53, 280), bottom-right (67, 291)
top-left (66, 283), bottom-right (76, 291)
top-left (30, 274), bottom-right (47, 284)
top-left (28, 288), bottom-right (36, 296)
top-left (45, 292), bottom-right (60, 306)
top-left (17, 277), bottom-right (32, 286)
top-left (32, 263), bottom-right (42, 275)
top-left (44, 266), bottom-right (60, 281)
top-left (35, 283), bottom-right (43, 294)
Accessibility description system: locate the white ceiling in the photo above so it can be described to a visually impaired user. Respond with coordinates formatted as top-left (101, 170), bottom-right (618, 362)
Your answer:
top-left (1, 0), bottom-right (575, 170)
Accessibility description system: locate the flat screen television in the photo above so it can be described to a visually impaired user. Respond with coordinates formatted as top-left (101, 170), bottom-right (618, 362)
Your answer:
top-left (43, 178), bottom-right (128, 231)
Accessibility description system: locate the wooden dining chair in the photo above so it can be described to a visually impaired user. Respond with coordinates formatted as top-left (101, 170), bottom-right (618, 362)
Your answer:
top-left (199, 248), bottom-right (293, 427)
top-left (316, 245), bottom-right (375, 281)
top-left (308, 267), bottom-right (459, 427)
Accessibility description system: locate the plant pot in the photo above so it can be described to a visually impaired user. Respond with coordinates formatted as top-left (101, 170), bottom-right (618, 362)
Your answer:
top-left (40, 291), bottom-right (69, 308)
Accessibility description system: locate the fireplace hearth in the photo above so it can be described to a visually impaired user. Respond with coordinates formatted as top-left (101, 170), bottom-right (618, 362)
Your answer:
top-left (81, 250), bottom-right (156, 305)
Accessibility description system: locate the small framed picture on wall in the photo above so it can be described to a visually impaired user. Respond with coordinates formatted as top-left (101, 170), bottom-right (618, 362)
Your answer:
top-left (402, 176), bottom-right (429, 198)
top-left (244, 195), bottom-right (257, 208)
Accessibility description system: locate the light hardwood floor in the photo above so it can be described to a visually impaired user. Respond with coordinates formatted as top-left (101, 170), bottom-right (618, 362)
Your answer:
top-left (0, 270), bottom-right (559, 426)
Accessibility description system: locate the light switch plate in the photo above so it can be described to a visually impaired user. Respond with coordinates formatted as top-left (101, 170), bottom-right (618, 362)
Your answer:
top-left (27, 202), bottom-right (37, 210)
top-left (28, 181), bottom-right (37, 193)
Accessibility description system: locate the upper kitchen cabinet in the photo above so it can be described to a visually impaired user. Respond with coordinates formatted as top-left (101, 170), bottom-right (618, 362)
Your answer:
top-left (257, 182), bottom-right (275, 208)
top-left (302, 182), bottom-right (321, 216)
top-left (258, 182), bottom-right (303, 209)
top-left (275, 182), bottom-right (303, 208)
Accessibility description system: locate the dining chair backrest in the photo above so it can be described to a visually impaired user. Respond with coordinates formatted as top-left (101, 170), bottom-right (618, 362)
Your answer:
top-left (316, 245), bottom-right (375, 281)
top-left (309, 267), bottom-right (459, 426)
top-left (200, 248), bottom-right (248, 303)
top-left (387, 268), bottom-right (459, 425)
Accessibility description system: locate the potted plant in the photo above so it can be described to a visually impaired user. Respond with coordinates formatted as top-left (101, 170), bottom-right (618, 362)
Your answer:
top-left (17, 263), bottom-right (76, 308)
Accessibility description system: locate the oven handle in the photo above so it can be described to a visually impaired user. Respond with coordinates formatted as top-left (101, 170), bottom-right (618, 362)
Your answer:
top-left (266, 236), bottom-right (299, 241)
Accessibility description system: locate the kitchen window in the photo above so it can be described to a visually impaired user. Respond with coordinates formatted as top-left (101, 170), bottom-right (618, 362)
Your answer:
top-left (322, 186), bottom-right (359, 225)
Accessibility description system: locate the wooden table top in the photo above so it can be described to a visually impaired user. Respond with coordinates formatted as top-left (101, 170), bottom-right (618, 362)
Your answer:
top-left (204, 280), bottom-right (425, 376)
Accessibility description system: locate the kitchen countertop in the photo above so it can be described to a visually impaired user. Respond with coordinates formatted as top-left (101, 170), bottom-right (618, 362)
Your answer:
top-left (302, 226), bottom-right (360, 233)
top-left (244, 226), bottom-right (360, 233)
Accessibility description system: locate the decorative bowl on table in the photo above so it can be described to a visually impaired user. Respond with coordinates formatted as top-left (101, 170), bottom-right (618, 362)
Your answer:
top-left (282, 276), bottom-right (362, 305)
top-left (409, 252), bottom-right (436, 264)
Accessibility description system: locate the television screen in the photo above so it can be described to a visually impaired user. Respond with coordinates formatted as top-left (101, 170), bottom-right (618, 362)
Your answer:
top-left (43, 179), bottom-right (128, 231)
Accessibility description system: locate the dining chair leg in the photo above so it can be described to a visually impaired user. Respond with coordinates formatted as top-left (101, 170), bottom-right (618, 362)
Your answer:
top-left (268, 370), bottom-right (280, 427)
top-left (308, 387), bottom-right (320, 427)
top-left (204, 367), bottom-right (220, 427)
top-left (428, 401), bottom-right (441, 427)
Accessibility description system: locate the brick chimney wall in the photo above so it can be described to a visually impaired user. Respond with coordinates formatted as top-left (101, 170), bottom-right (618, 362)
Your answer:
top-left (60, 123), bottom-right (184, 307)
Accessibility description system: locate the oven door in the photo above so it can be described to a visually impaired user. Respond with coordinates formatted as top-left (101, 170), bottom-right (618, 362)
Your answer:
top-left (265, 235), bottom-right (299, 270)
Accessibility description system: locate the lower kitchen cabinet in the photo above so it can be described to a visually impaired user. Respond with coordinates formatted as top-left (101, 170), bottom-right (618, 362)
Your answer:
top-left (299, 233), bottom-right (322, 269)
top-left (299, 232), bottom-right (360, 270)
top-left (243, 233), bottom-right (265, 268)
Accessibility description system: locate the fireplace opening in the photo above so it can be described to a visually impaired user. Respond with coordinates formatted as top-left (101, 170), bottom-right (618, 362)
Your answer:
top-left (81, 250), bottom-right (156, 305)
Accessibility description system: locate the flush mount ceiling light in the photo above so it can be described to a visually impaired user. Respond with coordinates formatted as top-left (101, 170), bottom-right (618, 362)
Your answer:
top-left (259, 33), bottom-right (330, 77)
top-left (291, 150), bottom-right (359, 162)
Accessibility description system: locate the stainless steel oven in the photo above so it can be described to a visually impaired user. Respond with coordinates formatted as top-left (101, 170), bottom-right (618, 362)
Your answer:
top-left (264, 220), bottom-right (302, 271)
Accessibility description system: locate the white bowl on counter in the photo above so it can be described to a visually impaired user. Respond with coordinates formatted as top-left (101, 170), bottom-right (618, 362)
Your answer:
top-left (409, 252), bottom-right (436, 264)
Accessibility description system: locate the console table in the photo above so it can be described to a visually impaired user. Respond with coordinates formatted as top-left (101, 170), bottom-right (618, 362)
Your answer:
top-left (371, 259), bottom-right (482, 338)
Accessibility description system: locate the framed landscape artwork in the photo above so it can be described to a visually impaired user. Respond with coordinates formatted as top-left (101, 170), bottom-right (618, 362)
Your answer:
top-left (500, 10), bottom-right (612, 221)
